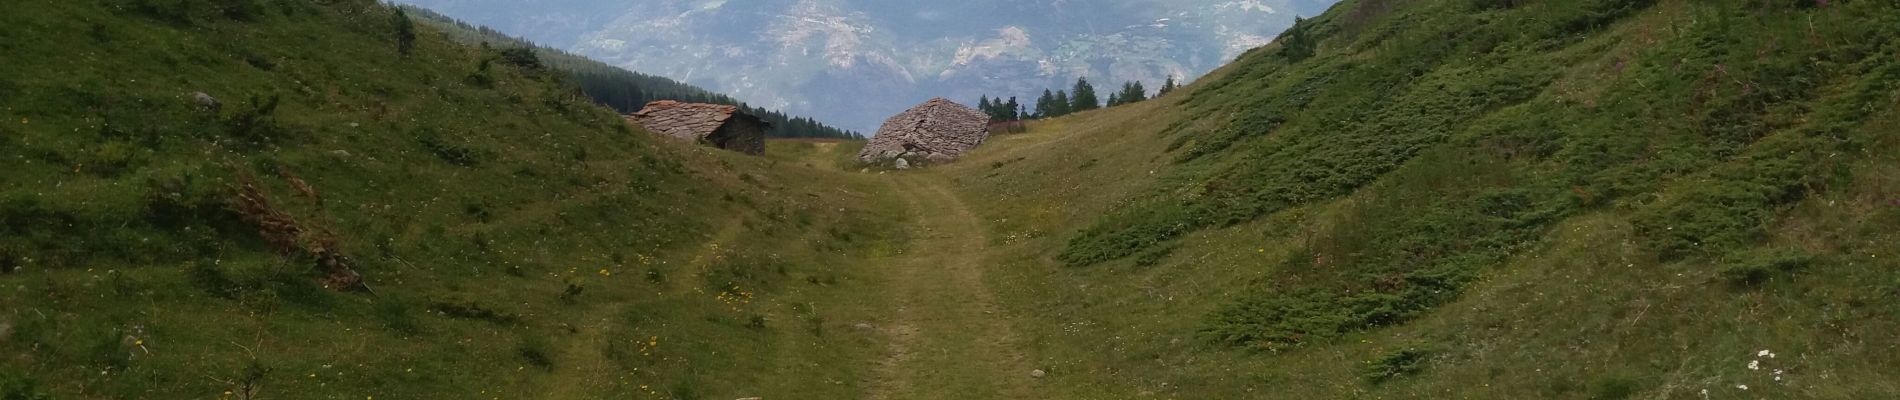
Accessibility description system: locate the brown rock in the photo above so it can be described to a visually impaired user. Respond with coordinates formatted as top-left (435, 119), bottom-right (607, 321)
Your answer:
top-left (857, 98), bottom-right (990, 164)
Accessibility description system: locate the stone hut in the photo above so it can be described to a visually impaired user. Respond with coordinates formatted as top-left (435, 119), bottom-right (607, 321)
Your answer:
top-left (857, 98), bottom-right (990, 163)
top-left (627, 100), bottom-right (768, 155)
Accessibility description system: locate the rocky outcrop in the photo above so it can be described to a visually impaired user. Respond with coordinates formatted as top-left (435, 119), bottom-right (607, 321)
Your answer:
top-left (857, 98), bottom-right (990, 164)
top-left (190, 91), bottom-right (220, 112)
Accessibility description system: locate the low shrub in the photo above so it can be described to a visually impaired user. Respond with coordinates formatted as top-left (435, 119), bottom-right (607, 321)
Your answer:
top-left (429, 301), bottom-right (521, 325)
top-left (1360, 347), bottom-right (1432, 384)
top-left (1719, 248), bottom-right (1814, 287)
top-left (517, 336), bottom-right (554, 370)
top-left (373, 297), bottom-right (422, 335)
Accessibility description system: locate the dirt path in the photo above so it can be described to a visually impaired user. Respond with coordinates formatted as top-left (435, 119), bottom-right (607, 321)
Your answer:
top-left (866, 174), bottom-right (1035, 399)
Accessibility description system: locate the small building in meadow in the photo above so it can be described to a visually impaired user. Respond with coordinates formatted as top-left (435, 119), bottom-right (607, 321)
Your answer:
top-left (857, 98), bottom-right (991, 164)
top-left (627, 100), bottom-right (768, 155)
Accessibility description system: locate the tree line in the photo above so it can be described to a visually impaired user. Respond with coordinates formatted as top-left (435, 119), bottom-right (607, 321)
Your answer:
top-left (401, 6), bottom-right (863, 139)
top-left (976, 75), bottom-right (1181, 122)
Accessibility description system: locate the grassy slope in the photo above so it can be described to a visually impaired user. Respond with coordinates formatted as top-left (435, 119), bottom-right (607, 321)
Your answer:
top-left (941, 0), bottom-right (1900, 398)
top-left (4, 0), bottom-right (1897, 399)
top-left (0, 1), bottom-right (905, 399)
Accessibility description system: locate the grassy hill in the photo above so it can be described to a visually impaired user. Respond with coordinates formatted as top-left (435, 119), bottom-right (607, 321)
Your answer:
top-left (935, 0), bottom-right (1900, 397)
top-left (4, 0), bottom-right (1899, 399)
top-left (0, 1), bottom-right (900, 398)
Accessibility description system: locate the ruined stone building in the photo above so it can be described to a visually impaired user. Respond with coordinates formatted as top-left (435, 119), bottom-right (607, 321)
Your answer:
top-left (857, 98), bottom-right (990, 164)
top-left (627, 100), bottom-right (768, 155)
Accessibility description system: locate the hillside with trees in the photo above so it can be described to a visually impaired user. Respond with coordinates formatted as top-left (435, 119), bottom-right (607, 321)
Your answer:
top-left (402, 6), bottom-right (862, 139)
top-left (982, 75), bottom-right (1175, 121)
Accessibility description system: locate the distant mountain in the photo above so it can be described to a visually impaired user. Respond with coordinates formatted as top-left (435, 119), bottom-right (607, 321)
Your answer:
top-left (403, 6), bottom-right (862, 139)
top-left (389, 0), bottom-right (1340, 133)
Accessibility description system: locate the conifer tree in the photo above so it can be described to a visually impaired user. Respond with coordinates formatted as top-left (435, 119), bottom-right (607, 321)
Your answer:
top-left (393, 8), bottom-right (417, 57)
top-left (1158, 76), bottom-right (1178, 96)
top-left (1280, 17), bottom-right (1318, 61)
top-left (1112, 81), bottom-right (1146, 105)
top-left (1054, 90), bottom-right (1071, 117)
top-left (1035, 89), bottom-right (1057, 118)
top-left (1072, 78), bottom-right (1100, 112)
top-left (1004, 97), bottom-right (1021, 120)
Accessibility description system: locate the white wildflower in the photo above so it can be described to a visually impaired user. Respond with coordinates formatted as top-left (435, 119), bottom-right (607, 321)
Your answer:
top-left (1748, 360), bottom-right (1760, 370)
top-left (1737, 384), bottom-right (1749, 390)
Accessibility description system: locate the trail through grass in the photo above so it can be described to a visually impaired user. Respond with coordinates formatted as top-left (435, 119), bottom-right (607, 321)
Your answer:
top-left (865, 173), bottom-right (1035, 399)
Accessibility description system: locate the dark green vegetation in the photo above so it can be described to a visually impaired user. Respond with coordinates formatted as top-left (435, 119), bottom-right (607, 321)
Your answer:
top-left (0, 1), bottom-right (900, 398)
top-left (401, 6), bottom-right (864, 140)
top-left (985, 76), bottom-right (1161, 121)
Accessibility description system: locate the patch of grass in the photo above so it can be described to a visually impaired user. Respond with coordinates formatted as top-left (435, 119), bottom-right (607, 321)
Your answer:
top-left (1589, 375), bottom-right (1641, 400)
top-left (0, 372), bottom-right (50, 400)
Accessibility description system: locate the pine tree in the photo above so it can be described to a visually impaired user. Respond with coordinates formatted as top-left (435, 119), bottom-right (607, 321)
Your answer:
top-left (1158, 76), bottom-right (1178, 96)
top-left (1004, 97), bottom-right (1021, 120)
top-left (1034, 89), bottom-right (1056, 118)
top-left (978, 95), bottom-right (995, 120)
top-left (393, 8), bottom-right (418, 57)
top-left (1071, 78), bottom-right (1100, 111)
top-left (1280, 17), bottom-right (1318, 62)
top-left (1107, 92), bottom-right (1122, 107)
top-left (1053, 90), bottom-right (1071, 117)
top-left (1127, 81), bottom-right (1147, 103)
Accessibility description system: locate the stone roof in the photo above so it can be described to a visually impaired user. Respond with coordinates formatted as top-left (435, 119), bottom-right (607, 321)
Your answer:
top-left (858, 98), bottom-right (991, 162)
top-left (627, 100), bottom-right (742, 141)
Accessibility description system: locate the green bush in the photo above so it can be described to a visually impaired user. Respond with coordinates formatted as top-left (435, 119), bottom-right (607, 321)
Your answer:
top-left (498, 47), bottom-right (544, 71)
top-left (1719, 248), bottom-right (1814, 287)
top-left (428, 301), bottom-right (521, 325)
top-left (1132, 243), bottom-right (1175, 267)
top-left (224, 94), bottom-right (291, 146)
top-left (517, 336), bottom-right (554, 370)
top-left (417, 130), bottom-right (491, 166)
top-left (373, 297), bottom-right (422, 335)
top-left (1360, 347), bottom-right (1432, 384)
top-left (187, 261), bottom-right (243, 299)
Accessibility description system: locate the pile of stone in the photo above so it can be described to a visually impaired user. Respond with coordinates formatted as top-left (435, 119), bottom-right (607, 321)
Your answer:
top-left (857, 98), bottom-right (990, 165)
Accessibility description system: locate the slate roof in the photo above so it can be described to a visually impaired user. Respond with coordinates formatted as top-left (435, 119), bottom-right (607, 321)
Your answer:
top-left (627, 100), bottom-right (742, 141)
